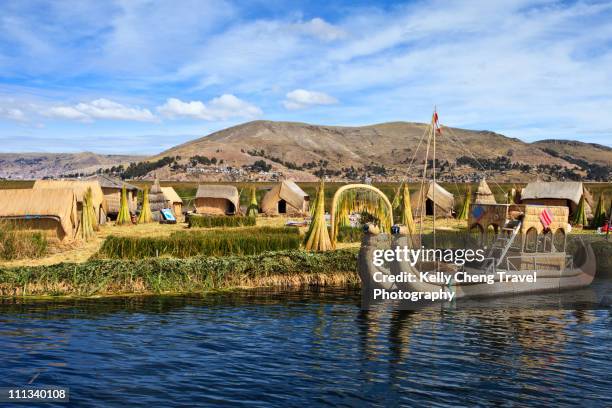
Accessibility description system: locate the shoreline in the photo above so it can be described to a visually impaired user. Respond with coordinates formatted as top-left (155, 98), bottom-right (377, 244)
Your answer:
top-left (0, 249), bottom-right (359, 299)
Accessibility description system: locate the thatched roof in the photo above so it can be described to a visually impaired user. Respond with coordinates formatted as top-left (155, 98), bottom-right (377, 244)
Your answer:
top-left (148, 178), bottom-right (168, 212)
top-left (411, 181), bottom-right (455, 213)
top-left (196, 185), bottom-right (240, 209)
top-left (87, 175), bottom-right (138, 191)
top-left (521, 182), bottom-right (592, 206)
top-left (474, 179), bottom-right (496, 204)
top-left (262, 180), bottom-right (308, 211)
top-left (0, 188), bottom-right (78, 237)
top-left (161, 187), bottom-right (182, 204)
top-left (33, 179), bottom-right (107, 212)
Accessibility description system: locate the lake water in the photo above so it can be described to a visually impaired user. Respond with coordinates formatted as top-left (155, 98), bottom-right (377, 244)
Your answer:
top-left (0, 281), bottom-right (610, 407)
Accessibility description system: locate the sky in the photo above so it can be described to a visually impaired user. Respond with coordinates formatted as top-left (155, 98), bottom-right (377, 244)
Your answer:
top-left (0, 0), bottom-right (611, 154)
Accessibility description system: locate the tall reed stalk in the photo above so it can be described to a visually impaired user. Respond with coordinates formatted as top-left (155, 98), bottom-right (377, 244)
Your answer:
top-left (591, 194), bottom-right (606, 229)
top-left (116, 185), bottom-right (131, 225)
top-left (457, 188), bottom-right (471, 221)
top-left (398, 183), bottom-right (415, 232)
top-left (138, 187), bottom-right (153, 224)
top-left (304, 181), bottom-right (332, 251)
top-left (246, 187), bottom-right (259, 217)
top-left (80, 187), bottom-right (95, 240)
top-left (572, 195), bottom-right (587, 226)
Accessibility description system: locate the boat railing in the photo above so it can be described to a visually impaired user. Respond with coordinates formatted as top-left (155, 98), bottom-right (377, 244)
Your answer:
top-left (505, 253), bottom-right (569, 273)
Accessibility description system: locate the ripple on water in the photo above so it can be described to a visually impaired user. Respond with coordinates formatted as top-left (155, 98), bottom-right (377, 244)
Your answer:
top-left (0, 284), bottom-right (610, 407)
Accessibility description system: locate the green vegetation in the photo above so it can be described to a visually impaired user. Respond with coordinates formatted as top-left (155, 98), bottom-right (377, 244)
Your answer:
top-left (0, 224), bottom-right (47, 260)
top-left (335, 225), bottom-right (363, 243)
top-left (0, 249), bottom-right (359, 297)
top-left (122, 156), bottom-right (179, 179)
top-left (188, 215), bottom-right (256, 228)
top-left (97, 228), bottom-right (300, 259)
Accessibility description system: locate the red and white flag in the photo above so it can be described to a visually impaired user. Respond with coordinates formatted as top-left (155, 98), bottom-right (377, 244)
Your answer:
top-left (433, 111), bottom-right (442, 134)
top-left (540, 208), bottom-right (553, 229)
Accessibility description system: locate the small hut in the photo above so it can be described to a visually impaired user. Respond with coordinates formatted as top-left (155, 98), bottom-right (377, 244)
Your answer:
top-left (410, 181), bottom-right (455, 217)
top-left (261, 180), bottom-right (309, 216)
top-left (0, 188), bottom-right (79, 241)
top-left (195, 185), bottom-right (240, 215)
top-left (147, 178), bottom-right (169, 221)
top-left (474, 179), bottom-right (496, 205)
top-left (33, 180), bottom-right (107, 225)
top-left (520, 181), bottom-right (593, 219)
top-left (161, 187), bottom-right (183, 218)
top-left (87, 175), bottom-right (138, 217)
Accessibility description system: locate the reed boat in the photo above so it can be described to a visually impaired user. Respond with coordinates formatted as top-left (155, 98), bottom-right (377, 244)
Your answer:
top-left (358, 212), bottom-right (596, 300)
top-left (358, 110), bottom-right (596, 301)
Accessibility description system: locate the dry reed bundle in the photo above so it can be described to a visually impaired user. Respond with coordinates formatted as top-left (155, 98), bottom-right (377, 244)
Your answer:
top-left (572, 195), bottom-right (587, 226)
top-left (138, 187), bottom-right (153, 224)
top-left (246, 187), bottom-right (259, 217)
top-left (591, 194), bottom-right (606, 229)
top-left (398, 183), bottom-right (415, 232)
top-left (457, 188), bottom-right (471, 221)
top-left (304, 181), bottom-right (332, 251)
top-left (116, 185), bottom-right (131, 226)
top-left (80, 187), bottom-right (96, 240)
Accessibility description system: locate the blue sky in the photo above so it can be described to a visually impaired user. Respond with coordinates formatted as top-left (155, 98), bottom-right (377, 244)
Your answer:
top-left (1, 0), bottom-right (611, 154)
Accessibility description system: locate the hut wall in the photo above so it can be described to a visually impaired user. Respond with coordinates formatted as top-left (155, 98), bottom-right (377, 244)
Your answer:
top-left (172, 203), bottom-right (183, 219)
top-left (195, 198), bottom-right (234, 215)
top-left (3, 218), bottom-right (67, 241)
top-left (103, 189), bottom-right (137, 215)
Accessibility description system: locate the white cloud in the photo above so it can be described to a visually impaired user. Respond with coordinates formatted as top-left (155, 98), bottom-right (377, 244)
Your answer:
top-left (283, 89), bottom-right (338, 110)
top-left (0, 107), bottom-right (26, 122)
top-left (45, 99), bottom-right (156, 122)
top-left (293, 18), bottom-right (346, 42)
top-left (157, 94), bottom-right (262, 120)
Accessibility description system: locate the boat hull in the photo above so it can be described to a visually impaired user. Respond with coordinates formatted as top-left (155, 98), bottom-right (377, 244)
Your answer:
top-left (358, 234), bottom-right (596, 300)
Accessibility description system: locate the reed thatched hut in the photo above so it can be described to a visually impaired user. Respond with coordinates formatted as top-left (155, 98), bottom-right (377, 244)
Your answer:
top-left (161, 187), bottom-right (183, 218)
top-left (520, 181), bottom-right (593, 219)
top-left (33, 180), bottom-right (108, 225)
top-left (0, 188), bottom-right (79, 241)
top-left (474, 179), bottom-right (496, 205)
top-left (410, 181), bottom-right (455, 217)
top-left (148, 178), bottom-right (169, 221)
top-left (261, 180), bottom-right (309, 216)
top-left (87, 175), bottom-right (138, 216)
top-left (195, 185), bottom-right (239, 215)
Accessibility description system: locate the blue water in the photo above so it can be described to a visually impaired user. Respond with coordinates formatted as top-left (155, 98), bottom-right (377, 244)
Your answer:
top-left (0, 282), bottom-right (610, 407)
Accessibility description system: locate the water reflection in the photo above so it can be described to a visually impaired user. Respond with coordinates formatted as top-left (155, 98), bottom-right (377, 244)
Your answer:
top-left (0, 282), bottom-right (610, 407)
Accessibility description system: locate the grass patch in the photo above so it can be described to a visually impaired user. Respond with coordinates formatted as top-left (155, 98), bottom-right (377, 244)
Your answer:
top-left (335, 225), bottom-right (364, 243)
top-left (188, 215), bottom-right (256, 228)
top-left (0, 249), bottom-right (359, 297)
top-left (97, 229), bottom-right (301, 259)
top-left (0, 223), bottom-right (48, 260)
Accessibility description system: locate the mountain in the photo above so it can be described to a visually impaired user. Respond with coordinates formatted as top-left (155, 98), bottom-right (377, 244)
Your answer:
top-left (2, 121), bottom-right (610, 182)
top-left (0, 152), bottom-right (144, 180)
top-left (150, 120), bottom-right (594, 182)
top-left (532, 139), bottom-right (612, 166)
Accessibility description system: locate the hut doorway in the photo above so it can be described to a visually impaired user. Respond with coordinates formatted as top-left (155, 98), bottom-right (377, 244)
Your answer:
top-left (425, 199), bottom-right (434, 215)
top-left (227, 201), bottom-right (236, 215)
top-left (278, 199), bottom-right (287, 214)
